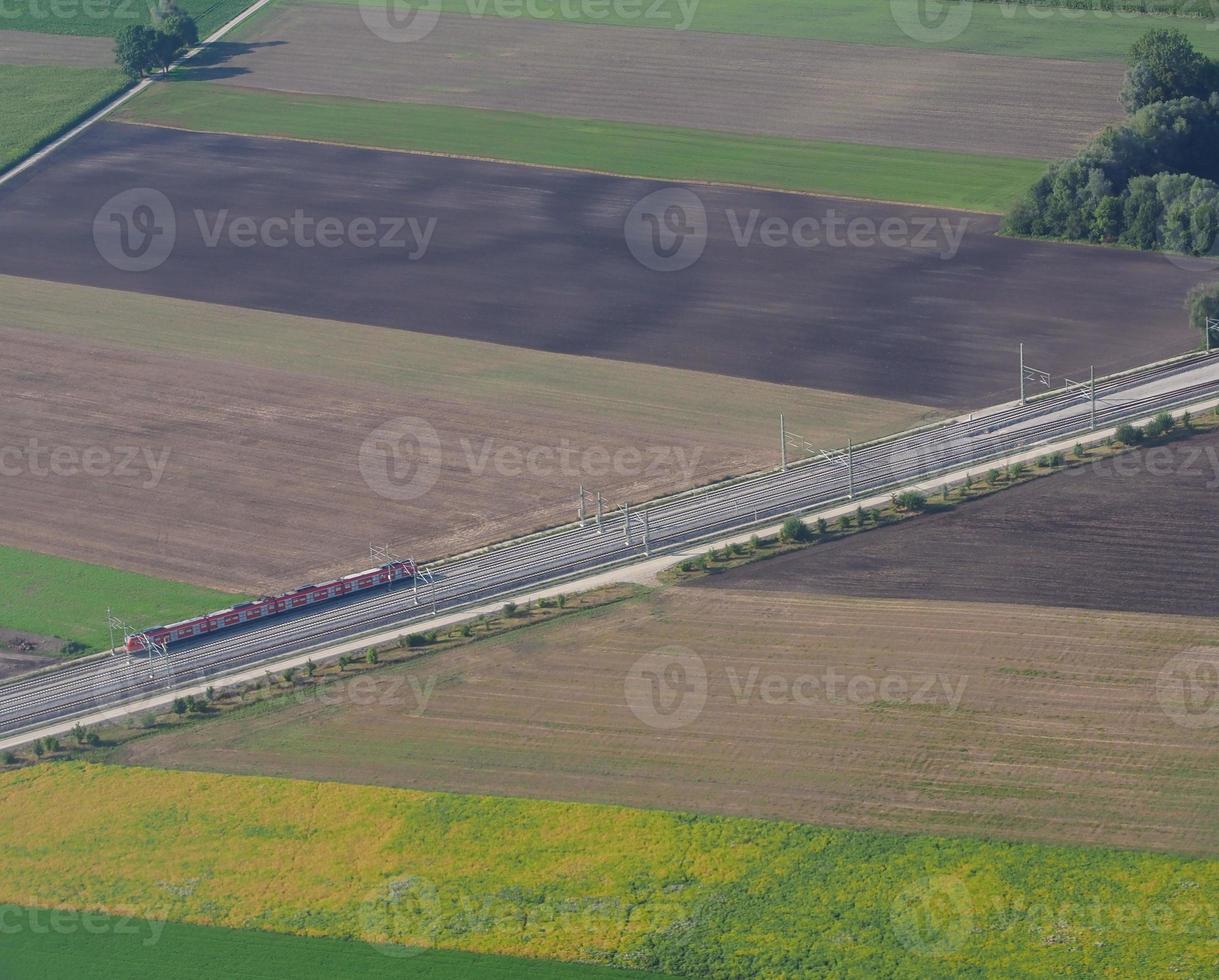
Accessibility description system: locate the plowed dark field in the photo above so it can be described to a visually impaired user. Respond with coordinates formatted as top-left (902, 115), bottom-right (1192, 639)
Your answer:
top-left (692, 430), bottom-right (1219, 616)
top-left (0, 122), bottom-right (1204, 409)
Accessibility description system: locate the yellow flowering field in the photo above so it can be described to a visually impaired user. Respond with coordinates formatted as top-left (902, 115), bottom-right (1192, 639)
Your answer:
top-left (1, 763), bottom-right (1216, 977)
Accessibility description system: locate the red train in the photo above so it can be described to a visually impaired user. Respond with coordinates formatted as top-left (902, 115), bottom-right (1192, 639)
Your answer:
top-left (125, 560), bottom-right (417, 653)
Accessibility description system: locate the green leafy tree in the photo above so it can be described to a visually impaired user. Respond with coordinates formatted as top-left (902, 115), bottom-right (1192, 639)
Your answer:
top-left (161, 13), bottom-right (198, 49)
top-left (780, 516), bottom-right (811, 542)
top-left (114, 25), bottom-right (158, 80)
top-left (1121, 29), bottom-right (1215, 113)
top-left (365, 648), bottom-right (378, 665)
top-left (1186, 281), bottom-right (1219, 344)
top-left (892, 490), bottom-right (927, 512)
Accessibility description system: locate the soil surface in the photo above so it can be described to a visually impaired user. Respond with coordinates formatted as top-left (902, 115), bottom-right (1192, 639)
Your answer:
top-left (204, 7), bottom-right (1124, 158)
top-left (692, 430), bottom-right (1219, 617)
top-left (0, 122), bottom-right (1204, 410)
top-left (117, 588), bottom-right (1219, 855)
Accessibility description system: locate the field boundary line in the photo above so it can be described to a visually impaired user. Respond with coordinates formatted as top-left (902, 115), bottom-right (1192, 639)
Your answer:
top-left (110, 118), bottom-right (1007, 216)
top-left (0, 0), bottom-right (278, 189)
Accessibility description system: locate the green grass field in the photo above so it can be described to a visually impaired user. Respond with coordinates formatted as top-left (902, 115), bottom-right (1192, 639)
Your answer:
top-left (0, 545), bottom-right (241, 654)
top-left (2, 763), bottom-right (1218, 977)
top-left (0, 908), bottom-right (668, 980)
top-left (0, 65), bottom-right (127, 170)
top-left (119, 84), bottom-right (1044, 211)
top-left (0, 0), bottom-right (255, 37)
top-left (300, 0), bottom-right (1219, 60)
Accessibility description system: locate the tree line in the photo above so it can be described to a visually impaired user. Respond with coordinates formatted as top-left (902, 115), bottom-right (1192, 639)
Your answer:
top-left (1005, 29), bottom-right (1219, 335)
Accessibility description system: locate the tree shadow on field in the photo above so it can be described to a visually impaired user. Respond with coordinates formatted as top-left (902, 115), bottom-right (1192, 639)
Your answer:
top-left (170, 40), bottom-right (287, 81)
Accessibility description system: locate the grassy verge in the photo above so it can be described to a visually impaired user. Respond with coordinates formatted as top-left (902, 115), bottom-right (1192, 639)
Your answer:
top-left (301, 0), bottom-right (1219, 60)
top-left (0, 545), bottom-right (242, 655)
top-left (0, 65), bottom-right (127, 171)
top-left (1, 761), bottom-right (1217, 976)
top-left (0, 906), bottom-right (667, 980)
top-left (117, 83), bottom-right (1044, 212)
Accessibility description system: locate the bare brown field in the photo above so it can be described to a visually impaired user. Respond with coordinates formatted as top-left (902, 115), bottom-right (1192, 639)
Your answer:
top-left (213, 7), bottom-right (1123, 158)
top-left (1, 124), bottom-right (1204, 408)
top-left (0, 276), bottom-right (928, 592)
top-left (118, 588), bottom-right (1219, 854)
top-left (0, 32), bottom-right (113, 67)
top-left (693, 430), bottom-right (1219, 617)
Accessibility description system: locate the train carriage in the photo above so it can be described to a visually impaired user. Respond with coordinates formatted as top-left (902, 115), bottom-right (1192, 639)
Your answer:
top-left (126, 560), bottom-right (416, 653)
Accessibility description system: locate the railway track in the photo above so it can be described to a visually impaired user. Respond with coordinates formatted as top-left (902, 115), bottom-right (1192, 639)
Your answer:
top-left (4, 351), bottom-right (1219, 738)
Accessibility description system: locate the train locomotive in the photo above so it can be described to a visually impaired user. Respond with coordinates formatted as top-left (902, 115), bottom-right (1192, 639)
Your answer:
top-left (125, 560), bottom-right (417, 653)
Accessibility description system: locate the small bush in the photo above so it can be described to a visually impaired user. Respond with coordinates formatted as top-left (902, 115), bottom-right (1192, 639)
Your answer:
top-left (503, 602), bottom-right (518, 617)
top-left (815, 518), bottom-right (828, 535)
top-left (749, 534), bottom-right (761, 550)
top-left (1115, 423), bottom-right (1144, 445)
top-left (836, 515), bottom-right (852, 532)
top-left (365, 648), bottom-right (378, 665)
top-left (892, 490), bottom-right (928, 512)
top-left (406, 633), bottom-right (426, 648)
top-left (1, 751), bottom-right (15, 765)
top-left (1073, 443), bottom-right (1087, 458)
top-left (780, 516), bottom-right (811, 543)
top-left (1007, 462), bottom-right (1026, 480)
top-left (987, 468), bottom-right (1002, 484)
